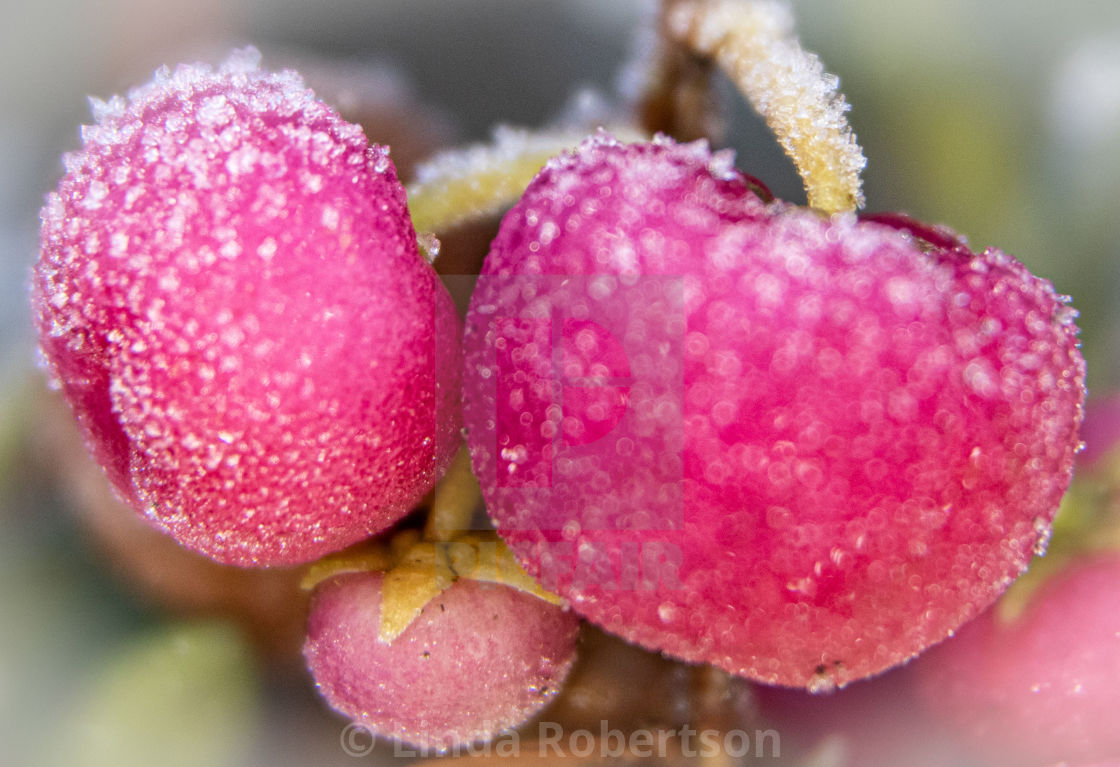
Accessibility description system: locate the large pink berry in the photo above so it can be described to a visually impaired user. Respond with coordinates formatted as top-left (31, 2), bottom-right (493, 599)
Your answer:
top-left (32, 49), bottom-right (461, 567)
top-left (461, 134), bottom-right (1085, 688)
top-left (303, 572), bottom-right (580, 752)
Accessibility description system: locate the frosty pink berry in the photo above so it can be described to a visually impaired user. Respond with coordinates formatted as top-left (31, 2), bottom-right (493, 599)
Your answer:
top-left (460, 133), bottom-right (1086, 688)
top-left (303, 571), bottom-right (579, 752)
top-left (32, 49), bottom-right (461, 567)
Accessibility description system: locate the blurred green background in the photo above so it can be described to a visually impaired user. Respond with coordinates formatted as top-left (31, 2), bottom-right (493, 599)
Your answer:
top-left (1, 1), bottom-right (1118, 765)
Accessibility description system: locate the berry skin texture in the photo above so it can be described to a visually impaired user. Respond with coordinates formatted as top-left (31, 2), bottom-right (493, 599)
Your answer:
top-left (915, 554), bottom-right (1120, 767)
top-left (32, 49), bottom-right (462, 567)
top-left (302, 572), bottom-right (580, 753)
top-left (460, 134), bottom-right (1085, 688)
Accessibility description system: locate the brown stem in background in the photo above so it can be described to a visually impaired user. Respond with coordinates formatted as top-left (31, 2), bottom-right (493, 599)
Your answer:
top-left (689, 665), bottom-right (741, 767)
top-left (638, 36), bottom-right (724, 144)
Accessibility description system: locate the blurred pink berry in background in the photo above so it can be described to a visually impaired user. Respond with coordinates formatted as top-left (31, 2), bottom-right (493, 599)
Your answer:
top-left (916, 553), bottom-right (1120, 767)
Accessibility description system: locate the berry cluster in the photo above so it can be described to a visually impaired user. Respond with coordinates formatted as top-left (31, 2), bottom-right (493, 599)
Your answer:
top-left (31, 1), bottom-right (1102, 762)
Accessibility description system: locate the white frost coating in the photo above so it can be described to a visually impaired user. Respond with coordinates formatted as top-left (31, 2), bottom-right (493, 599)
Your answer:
top-left (221, 45), bottom-right (264, 74)
top-left (412, 125), bottom-right (628, 186)
top-left (666, 0), bottom-right (866, 213)
top-left (117, 47), bottom-right (312, 128)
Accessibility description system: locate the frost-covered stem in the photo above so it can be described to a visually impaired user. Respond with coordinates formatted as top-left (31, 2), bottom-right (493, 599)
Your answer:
top-left (406, 126), bottom-right (644, 246)
top-left (664, 0), bottom-right (866, 213)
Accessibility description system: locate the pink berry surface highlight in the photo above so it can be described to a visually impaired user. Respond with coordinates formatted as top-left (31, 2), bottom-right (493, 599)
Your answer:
top-left (32, 49), bottom-right (461, 567)
top-left (302, 572), bottom-right (580, 752)
top-left (461, 134), bottom-right (1085, 688)
top-left (915, 553), bottom-right (1120, 767)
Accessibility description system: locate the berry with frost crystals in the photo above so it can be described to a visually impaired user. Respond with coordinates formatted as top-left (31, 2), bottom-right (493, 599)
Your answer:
top-left (32, 49), bottom-right (461, 567)
top-left (461, 134), bottom-right (1085, 688)
top-left (303, 572), bottom-right (580, 752)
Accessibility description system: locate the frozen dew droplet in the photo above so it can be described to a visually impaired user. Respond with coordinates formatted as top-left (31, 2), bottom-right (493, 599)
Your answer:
top-left (221, 46), bottom-right (263, 75)
top-left (1032, 516), bottom-right (1053, 557)
top-left (370, 145), bottom-right (391, 174)
top-left (1054, 302), bottom-right (1079, 327)
top-left (416, 231), bottom-right (441, 263)
top-left (807, 671), bottom-right (838, 694)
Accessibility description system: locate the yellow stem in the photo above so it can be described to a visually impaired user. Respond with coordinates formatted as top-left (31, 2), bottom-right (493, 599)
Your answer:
top-left (665, 0), bottom-right (866, 213)
top-left (406, 125), bottom-right (647, 238)
top-left (299, 543), bottom-right (394, 591)
top-left (378, 541), bottom-right (456, 643)
top-left (424, 444), bottom-right (482, 542)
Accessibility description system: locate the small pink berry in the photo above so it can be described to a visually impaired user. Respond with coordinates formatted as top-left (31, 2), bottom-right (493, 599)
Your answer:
top-left (303, 572), bottom-right (580, 752)
top-left (33, 49), bottom-right (461, 567)
top-left (461, 134), bottom-right (1085, 688)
